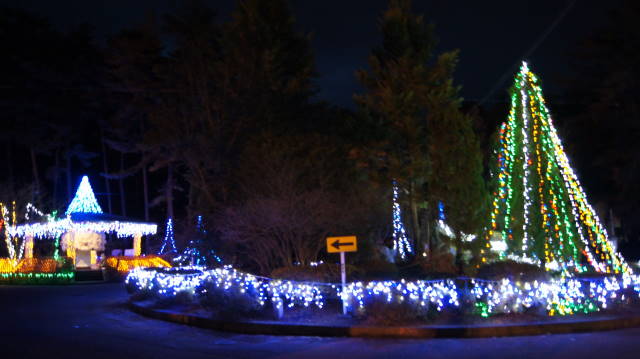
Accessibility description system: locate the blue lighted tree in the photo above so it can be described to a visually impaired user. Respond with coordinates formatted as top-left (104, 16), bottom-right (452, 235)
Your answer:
top-left (158, 218), bottom-right (177, 255)
top-left (66, 176), bottom-right (103, 215)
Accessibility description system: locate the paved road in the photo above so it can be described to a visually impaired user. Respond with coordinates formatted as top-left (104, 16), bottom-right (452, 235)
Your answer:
top-left (1, 283), bottom-right (640, 359)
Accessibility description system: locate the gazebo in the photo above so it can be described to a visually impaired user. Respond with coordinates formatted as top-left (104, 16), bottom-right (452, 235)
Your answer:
top-left (8, 176), bottom-right (157, 269)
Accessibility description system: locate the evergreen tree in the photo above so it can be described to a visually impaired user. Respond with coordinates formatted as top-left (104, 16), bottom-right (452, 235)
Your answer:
top-left (355, 0), bottom-right (474, 258)
top-left (429, 102), bottom-right (487, 271)
top-left (482, 62), bottom-right (629, 275)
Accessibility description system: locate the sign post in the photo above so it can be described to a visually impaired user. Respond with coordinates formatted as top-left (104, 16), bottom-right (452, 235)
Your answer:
top-left (326, 236), bottom-right (357, 315)
top-left (340, 251), bottom-right (346, 314)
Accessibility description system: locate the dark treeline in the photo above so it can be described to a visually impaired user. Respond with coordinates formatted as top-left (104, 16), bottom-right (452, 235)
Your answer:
top-left (0, 0), bottom-right (638, 272)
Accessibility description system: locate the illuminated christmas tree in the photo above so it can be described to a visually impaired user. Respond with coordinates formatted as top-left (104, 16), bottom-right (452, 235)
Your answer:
top-left (483, 62), bottom-right (630, 274)
top-left (392, 181), bottom-right (412, 260)
top-left (66, 176), bottom-right (103, 215)
top-left (158, 218), bottom-right (177, 255)
top-left (173, 215), bottom-right (221, 266)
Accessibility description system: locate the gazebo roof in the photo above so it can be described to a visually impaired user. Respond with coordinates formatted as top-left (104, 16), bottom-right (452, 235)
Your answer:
top-left (8, 176), bottom-right (157, 238)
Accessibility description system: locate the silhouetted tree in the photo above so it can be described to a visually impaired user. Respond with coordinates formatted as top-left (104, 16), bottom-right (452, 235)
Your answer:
top-left (355, 0), bottom-right (482, 260)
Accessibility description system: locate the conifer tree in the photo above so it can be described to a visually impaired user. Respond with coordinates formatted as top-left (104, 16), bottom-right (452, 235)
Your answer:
top-left (356, 0), bottom-right (479, 258)
top-left (482, 62), bottom-right (629, 274)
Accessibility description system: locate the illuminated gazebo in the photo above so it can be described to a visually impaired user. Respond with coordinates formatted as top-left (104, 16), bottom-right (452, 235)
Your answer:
top-left (8, 176), bottom-right (157, 269)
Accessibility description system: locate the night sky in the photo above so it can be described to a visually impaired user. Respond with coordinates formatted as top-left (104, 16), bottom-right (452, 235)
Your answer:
top-left (0, 0), bottom-right (622, 108)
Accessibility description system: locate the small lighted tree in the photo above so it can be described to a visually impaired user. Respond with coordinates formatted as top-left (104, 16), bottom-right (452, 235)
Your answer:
top-left (158, 218), bottom-right (177, 255)
top-left (66, 176), bottom-right (103, 215)
top-left (392, 181), bottom-right (412, 260)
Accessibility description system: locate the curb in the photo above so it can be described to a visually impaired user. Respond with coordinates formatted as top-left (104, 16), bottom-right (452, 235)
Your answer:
top-left (129, 302), bottom-right (640, 338)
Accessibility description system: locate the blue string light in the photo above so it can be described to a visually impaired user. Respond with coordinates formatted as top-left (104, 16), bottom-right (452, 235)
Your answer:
top-left (158, 218), bottom-right (177, 254)
top-left (438, 201), bottom-right (446, 221)
top-left (173, 215), bottom-right (222, 266)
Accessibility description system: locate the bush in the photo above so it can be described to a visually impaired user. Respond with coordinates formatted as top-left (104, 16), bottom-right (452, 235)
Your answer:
top-left (197, 280), bottom-right (263, 320)
top-left (352, 296), bottom-right (432, 325)
top-left (417, 251), bottom-right (458, 277)
top-left (356, 260), bottom-right (398, 280)
top-left (154, 290), bottom-right (196, 308)
top-left (477, 260), bottom-right (550, 281)
top-left (271, 263), bottom-right (361, 282)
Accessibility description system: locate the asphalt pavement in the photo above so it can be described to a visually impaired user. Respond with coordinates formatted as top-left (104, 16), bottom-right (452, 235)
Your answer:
top-left (1, 283), bottom-right (639, 359)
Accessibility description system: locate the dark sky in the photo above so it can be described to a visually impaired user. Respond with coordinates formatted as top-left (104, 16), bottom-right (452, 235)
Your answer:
top-left (1, 0), bottom-right (621, 107)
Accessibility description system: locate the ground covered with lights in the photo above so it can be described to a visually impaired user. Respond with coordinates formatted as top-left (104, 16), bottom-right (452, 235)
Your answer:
top-left (2, 283), bottom-right (640, 359)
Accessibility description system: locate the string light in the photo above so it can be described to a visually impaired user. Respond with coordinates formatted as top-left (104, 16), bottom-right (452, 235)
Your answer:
top-left (343, 278), bottom-right (460, 312)
top-left (436, 202), bottom-right (476, 242)
top-left (25, 203), bottom-right (45, 221)
top-left (65, 175), bottom-right (103, 215)
top-left (0, 272), bottom-right (74, 284)
top-left (172, 215), bottom-right (222, 265)
top-left (126, 265), bottom-right (640, 318)
top-left (8, 177), bottom-right (156, 239)
top-left (133, 234), bottom-right (142, 257)
top-left (158, 218), bottom-right (177, 254)
top-left (483, 61), bottom-right (629, 274)
top-left (14, 258), bottom-right (58, 273)
top-left (5, 178), bottom-right (157, 263)
top-left (392, 181), bottom-right (412, 260)
top-left (1, 202), bottom-right (24, 262)
top-left (0, 258), bottom-right (58, 274)
top-left (472, 273), bottom-right (640, 317)
top-left (126, 266), bottom-right (328, 311)
top-left (105, 256), bottom-right (171, 273)
top-left (0, 258), bottom-right (16, 273)
top-left (7, 217), bottom-right (157, 239)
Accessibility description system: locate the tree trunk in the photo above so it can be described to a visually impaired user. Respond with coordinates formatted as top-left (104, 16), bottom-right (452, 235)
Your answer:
top-left (6, 142), bottom-right (14, 195)
top-left (166, 163), bottom-right (174, 220)
top-left (142, 159), bottom-right (149, 221)
top-left (30, 147), bottom-right (40, 203)
top-left (66, 149), bottom-right (72, 203)
top-left (424, 204), bottom-right (431, 256)
top-left (52, 148), bottom-right (60, 209)
top-left (100, 134), bottom-right (113, 214)
top-left (455, 233), bottom-right (463, 275)
top-left (138, 116), bottom-right (149, 222)
top-left (119, 153), bottom-right (127, 217)
top-left (409, 180), bottom-right (421, 255)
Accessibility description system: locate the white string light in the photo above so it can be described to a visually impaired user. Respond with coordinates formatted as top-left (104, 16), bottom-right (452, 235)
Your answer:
top-left (392, 181), bottom-right (412, 260)
top-left (126, 265), bottom-right (640, 318)
top-left (65, 175), bottom-right (103, 215)
top-left (158, 218), bottom-right (177, 254)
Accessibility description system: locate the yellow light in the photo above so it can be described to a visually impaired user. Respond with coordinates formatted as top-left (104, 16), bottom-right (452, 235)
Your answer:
top-left (133, 234), bottom-right (142, 257)
top-left (0, 258), bottom-right (16, 273)
top-left (67, 245), bottom-right (75, 261)
top-left (14, 258), bottom-right (58, 273)
top-left (105, 255), bottom-right (171, 273)
top-left (24, 237), bottom-right (34, 259)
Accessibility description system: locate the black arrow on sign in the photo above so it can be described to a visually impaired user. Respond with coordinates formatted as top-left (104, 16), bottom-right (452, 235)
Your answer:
top-left (331, 239), bottom-right (354, 250)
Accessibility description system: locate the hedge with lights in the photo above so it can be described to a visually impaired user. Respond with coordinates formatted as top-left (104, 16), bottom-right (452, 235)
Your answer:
top-left (126, 266), bottom-right (640, 320)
